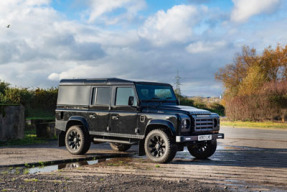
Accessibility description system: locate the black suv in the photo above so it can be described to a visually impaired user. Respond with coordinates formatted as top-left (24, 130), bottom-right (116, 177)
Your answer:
top-left (56, 78), bottom-right (224, 163)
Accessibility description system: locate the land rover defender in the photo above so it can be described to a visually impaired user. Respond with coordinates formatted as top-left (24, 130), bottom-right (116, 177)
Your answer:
top-left (55, 78), bottom-right (224, 163)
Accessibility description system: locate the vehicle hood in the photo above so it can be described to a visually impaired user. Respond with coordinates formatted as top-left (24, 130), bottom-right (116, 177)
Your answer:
top-left (145, 105), bottom-right (212, 115)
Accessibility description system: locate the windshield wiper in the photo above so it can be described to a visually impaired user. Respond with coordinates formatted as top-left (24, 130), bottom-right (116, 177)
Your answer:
top-left (142, 97), bottom-right (160, 101)
top-left (141, 97), bottom-right (175, 103)
top-left (142, 99), bottom-right (160, 102)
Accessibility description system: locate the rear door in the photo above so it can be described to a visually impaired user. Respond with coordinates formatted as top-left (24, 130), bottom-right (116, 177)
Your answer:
top-left (88, 87), bottom-right (111, 133)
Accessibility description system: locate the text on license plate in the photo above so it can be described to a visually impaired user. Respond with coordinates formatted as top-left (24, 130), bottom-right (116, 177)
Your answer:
top-left (198, 135), bottom-right (212, 141)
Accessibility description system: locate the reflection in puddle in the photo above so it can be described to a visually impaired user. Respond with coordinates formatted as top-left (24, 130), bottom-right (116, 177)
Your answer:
top-left (181, 145), bottom-right (225, 153)
top-left (57, 161), bottom-right (89, 170)
top-left (28, 165), bottom-right (58, 174)
top-left (2, 158), bottom-right (108, 175)
top-left (33, 159), bottom-right (107, 174)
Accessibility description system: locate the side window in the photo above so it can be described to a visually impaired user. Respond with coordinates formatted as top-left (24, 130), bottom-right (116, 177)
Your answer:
top-left (57, 86), bottom-right (90, 105)
top-left (115, 87), bottom-right (137, 106)
top-left (92, 87), bottom-right (111, 105)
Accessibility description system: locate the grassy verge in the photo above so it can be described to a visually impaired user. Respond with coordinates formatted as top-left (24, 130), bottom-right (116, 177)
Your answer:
top-left (26, 116), bottom-right (55, 121)
top-left (0, 130), bottom-right (48, 147)
top-left (221, 120), bottom-right (287, 129)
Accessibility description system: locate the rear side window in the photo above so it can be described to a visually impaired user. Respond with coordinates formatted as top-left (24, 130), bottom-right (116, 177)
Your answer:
top-left (115, 87), bottom-right (137, 106)
top-left (57, 86), bottom-right (90, 105)
top-left (92, 87), bottom-right (111, 105)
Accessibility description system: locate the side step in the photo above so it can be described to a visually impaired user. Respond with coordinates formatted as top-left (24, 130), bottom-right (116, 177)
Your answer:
top-left (93, 138), bottom-right (137, 145)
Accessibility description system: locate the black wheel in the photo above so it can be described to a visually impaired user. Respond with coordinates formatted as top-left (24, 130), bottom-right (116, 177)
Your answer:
top-left (109, 143), bottom-right (131, 151)
top-left (144, 129), bottom-right (177, 163)
top-left (187, 140), bottom-right (217, 159)
top-left (65, 125), bottom-right (91, 155)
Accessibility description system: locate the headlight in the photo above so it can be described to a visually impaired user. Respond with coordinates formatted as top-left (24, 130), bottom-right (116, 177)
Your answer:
top-left (181, 119), bottom-right (190, 129)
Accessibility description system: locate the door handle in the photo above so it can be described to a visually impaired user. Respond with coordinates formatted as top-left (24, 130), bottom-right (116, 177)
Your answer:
top-left (112, 115), bottom-right (119, 120)
top-left (89, 114), bottom-right (96, 119)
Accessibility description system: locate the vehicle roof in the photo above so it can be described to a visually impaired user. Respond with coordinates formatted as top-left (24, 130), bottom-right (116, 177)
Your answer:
top-left (59, 78), bottom-right (171, 86)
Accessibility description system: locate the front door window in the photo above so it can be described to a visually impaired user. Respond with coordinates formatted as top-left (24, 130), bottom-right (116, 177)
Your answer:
top-left (115, 87), bottom-right (137, 106)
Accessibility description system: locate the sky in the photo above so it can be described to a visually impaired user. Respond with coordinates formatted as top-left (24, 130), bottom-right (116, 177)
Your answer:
top-left (0, 0), bottom-right (286, 97)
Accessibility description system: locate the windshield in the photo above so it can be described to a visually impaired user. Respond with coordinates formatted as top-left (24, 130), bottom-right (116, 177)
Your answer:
top-left (135, 83), bottom-right (177, 101)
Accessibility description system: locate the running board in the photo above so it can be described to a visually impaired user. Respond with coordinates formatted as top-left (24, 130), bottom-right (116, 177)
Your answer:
top-left (93, 138), bottom-right (137, 145)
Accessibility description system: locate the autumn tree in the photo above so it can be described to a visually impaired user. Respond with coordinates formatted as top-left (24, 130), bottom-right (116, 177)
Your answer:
top-left (215, 44), bottom-right (287, 121)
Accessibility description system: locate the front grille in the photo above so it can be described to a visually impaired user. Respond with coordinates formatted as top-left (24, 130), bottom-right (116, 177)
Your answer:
top-left (194, 117), bottom-right (214, 131)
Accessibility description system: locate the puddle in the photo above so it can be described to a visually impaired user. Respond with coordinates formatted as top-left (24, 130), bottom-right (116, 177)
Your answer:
top-left (31, 159), bottom-right (108, 174)
top-left (28, 165), bottom-right (58, 174)
top-left (1, 159), bottom-right (108, 175)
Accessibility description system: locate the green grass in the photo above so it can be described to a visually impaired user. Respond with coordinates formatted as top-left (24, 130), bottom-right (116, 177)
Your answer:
top-left (221, 120), bottom-right (287, 129)
top-left (24, 178), bottom-right (38, 182)
top-left (25, 116), bottom-right (55, 121)
top-left (23, 169), bottom-right (29, 175)
top-left (0, 129), bottom-right (47, 146)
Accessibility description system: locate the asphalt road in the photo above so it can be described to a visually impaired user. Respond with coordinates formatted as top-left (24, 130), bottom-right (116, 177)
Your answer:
top-left (1, 127), bottom-right (287, 191)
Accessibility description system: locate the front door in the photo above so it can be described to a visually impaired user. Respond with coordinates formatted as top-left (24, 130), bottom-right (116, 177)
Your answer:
top-left (109, 87), bottom-right (138, 135)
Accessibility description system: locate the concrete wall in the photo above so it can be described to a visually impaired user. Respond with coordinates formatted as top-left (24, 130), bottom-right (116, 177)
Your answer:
top-left (0, 105), bottom-right (25, 141)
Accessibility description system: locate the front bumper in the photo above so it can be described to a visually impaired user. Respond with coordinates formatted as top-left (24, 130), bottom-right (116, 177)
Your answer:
top-left (176, 133), bottom-right (224, 143)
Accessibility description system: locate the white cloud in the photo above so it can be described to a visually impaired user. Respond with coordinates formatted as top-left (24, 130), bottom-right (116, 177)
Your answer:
top-left (48, 73), bottom-right (60, 81)
top-left (48, 62), bottom-right (118, 81)
top-left (231, 0), bottom-right (281, 22)
top-left (186, 41), bottom-right (227, 54)
top-left (138, 5), bottom-right (200, 46)
top-left (0, 1), bottom-right (286, 97)
top-left (26, 0), bottom-right (50, 6)
top-left (87, 0), bottom-right (146, 24)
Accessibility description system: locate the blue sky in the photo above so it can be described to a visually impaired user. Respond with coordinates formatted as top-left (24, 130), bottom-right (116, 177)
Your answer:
top-left (0, 0), bottom-right (286, 96)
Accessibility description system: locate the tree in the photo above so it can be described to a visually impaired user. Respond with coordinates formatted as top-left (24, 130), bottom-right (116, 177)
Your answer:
top-left (215, 44), bottom-right (287, 121)
top-left (215, 46), bottom-right (259, 98)
top-left (0, 80), bottom-right (9, 95)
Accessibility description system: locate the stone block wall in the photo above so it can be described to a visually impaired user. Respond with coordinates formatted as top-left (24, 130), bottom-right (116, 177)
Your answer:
top-left (0, 105), bottom-right (25, 141)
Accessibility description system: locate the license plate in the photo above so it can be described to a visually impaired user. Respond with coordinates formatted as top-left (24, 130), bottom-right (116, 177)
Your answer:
top-left (198, 135), bottom-right (212, 141)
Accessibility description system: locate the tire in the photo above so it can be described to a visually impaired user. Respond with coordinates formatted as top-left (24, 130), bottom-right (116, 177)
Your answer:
top-left (144, 129), bottom-right (177, 163)
top-left (187, 140), bottom-right (217, 159)
top-left (65, 125), bottom-right (91, 155)
top-left (109, 143), bottom-right (131, 152)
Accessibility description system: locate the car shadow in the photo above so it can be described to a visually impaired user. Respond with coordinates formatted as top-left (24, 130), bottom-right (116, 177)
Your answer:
top-left (173, 145), bottom-right (287, 168)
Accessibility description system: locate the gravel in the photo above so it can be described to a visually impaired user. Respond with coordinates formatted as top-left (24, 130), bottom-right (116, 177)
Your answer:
top-left (0, 172), bottom-right (225, 192)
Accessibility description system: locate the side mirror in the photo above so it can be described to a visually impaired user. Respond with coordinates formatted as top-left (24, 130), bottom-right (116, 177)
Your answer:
top-left (128, 96), bottom-right (134, 106)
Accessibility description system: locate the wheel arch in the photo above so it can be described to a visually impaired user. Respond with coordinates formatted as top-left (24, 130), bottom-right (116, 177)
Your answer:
top-left (145, 119), bottom-right (176, 137)
top-left (66, 116), bottom-right (89, 131)
top-left (58, 116), bottom-right (89, 147)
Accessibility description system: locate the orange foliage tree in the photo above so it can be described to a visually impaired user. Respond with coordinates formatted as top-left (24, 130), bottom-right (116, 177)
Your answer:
top-left (215, 44), bottom-right (287, 121)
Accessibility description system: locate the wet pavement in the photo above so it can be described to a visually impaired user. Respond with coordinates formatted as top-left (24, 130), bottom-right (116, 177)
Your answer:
top-left (0, 127), bottom-right (287, 191)
top-left (0, 141), bottom-right (136, 167)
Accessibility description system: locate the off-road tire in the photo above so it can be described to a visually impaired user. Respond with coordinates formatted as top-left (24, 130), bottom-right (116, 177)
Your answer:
top-left (65, 125), bottom-right (91, 155)
top-left (187, 140), bottom-right (217, 159)
top-left (109, 143), bottom-right (131, 152)
top-left (144, 129), bottom-right (177, 163)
